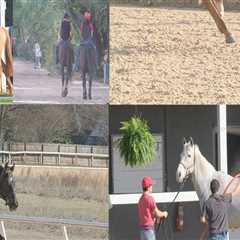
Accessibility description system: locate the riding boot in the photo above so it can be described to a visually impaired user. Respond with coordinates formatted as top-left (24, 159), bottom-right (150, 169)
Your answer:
top-left (88, 77), bottom-right (92, 100)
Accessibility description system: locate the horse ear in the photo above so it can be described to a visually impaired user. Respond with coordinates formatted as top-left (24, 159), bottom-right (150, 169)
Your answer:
top-left (10, 164), bottom-right (15, 172)
top-left (189, 137), bottom-right (194, 146)
top-left (183, 137), bottom-right (186, 145)
top-left (4, 161), bottom-right (9, 170)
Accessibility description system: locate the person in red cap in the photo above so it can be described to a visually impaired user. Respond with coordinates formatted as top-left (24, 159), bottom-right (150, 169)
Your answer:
top-left (138, 176), bottom-right (168, 240)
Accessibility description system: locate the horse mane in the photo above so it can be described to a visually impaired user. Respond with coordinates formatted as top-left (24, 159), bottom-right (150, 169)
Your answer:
top-left (192, 144), bottom-right (216, 205)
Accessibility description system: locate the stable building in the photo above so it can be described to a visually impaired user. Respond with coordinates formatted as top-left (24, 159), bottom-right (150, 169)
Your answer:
top-left (109, 105), bottom-right (240, 240)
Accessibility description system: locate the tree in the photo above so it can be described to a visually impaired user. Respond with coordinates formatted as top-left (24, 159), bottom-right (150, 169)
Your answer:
top-left (13, 0), bottom-right (108, 72)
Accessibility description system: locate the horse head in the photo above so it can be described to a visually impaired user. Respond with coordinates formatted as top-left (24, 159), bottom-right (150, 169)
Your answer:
top-left (176, 137), bottom-right (196, 184)
top-left (0, 162), bottom-right (18, 211)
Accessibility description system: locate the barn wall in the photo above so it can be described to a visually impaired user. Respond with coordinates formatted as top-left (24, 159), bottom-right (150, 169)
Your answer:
top-left (109, 105), bottom-right (218, 240)
top-left (109, 105), bottom-right (218, 193)
top-left (109, 202), bottom-right (204, 240)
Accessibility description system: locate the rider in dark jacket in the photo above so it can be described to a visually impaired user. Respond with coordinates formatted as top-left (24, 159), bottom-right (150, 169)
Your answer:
top-left (56, 13), bottom-right (73, 64)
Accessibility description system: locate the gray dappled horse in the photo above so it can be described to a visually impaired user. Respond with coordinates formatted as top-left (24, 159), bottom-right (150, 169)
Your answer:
top-left (79, 40), bottom-right (97, 100)
top-left (0, 162), bottom-right (18, 240)
top-left (176, 137), bottom-right (240, 229)
top-left (58, 40), bottom-right (74, 97)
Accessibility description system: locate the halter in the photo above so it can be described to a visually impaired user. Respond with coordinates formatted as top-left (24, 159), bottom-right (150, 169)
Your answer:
top-left (179, 144), bottom-right (196, 182)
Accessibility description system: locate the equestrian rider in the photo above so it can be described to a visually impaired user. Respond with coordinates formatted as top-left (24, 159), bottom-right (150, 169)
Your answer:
top-left (201, 179), bottom-right (240, 240)
top-left (56, 13), bottom-right (73, 64)
top-left (79, 10), bottom-right (96, 100)
top-left (138, 176), bottom-right (168, 240)
top-left (80, 10), bottom-right (94, 45)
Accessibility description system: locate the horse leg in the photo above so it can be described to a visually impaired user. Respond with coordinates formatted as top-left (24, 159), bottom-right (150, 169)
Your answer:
top-left (88, 74), bottom-right (92, 100)
top-left (61, 65), bottom-right (65, 97)
top-left (214, 0), bottom-right (224, 17)
top-left (82, 71), bottom-right (87, 100)
top-left (203, 0), bottom-right (235, 43)
top-left (6, 77), bottom-right (13, 96)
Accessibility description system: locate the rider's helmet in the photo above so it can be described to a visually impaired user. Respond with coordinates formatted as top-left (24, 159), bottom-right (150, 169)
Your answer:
top-left (83, 10), bottom-right (91, 21)
top-left (64, 12), bottom-right (70, 19)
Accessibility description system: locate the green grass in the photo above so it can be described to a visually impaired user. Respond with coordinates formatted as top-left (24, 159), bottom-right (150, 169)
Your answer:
top-left (0, 96), bottom-right (13, 104)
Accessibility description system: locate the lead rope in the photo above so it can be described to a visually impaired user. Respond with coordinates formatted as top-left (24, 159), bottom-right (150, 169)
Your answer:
top-left (156, 183), bottom-right (185, 240)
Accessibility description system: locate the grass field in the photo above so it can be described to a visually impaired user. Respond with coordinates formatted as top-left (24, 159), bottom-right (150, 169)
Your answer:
top-left (0, 166), bottom-right (108, 239)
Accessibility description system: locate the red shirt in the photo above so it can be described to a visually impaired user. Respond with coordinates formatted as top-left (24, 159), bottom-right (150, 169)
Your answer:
top-left (138, 193), bottom-right (157, 229)
top-left (80, 22), bottom-right (94, 33)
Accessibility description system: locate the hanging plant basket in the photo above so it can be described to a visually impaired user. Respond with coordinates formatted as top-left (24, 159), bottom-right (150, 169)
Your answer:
top-left (118, 116), bottom-right (156, 167)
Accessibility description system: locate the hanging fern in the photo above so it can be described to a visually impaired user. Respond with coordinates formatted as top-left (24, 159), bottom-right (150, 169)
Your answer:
top-left (118, 116), bottom-right (156, 167)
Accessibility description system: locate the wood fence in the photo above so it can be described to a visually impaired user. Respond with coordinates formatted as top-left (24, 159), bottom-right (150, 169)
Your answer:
top-left (0, 214), bottom-right (108, 240)
top-left (0, 143), bottom-right (109, 168)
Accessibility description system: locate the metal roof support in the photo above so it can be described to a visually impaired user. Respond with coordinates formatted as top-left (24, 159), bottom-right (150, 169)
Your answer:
top-left (217, 105), bottom-right (229, 240)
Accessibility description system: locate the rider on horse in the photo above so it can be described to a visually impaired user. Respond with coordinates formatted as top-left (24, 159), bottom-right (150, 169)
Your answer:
top-left (56, 13), bottom-right (73, 64)
top-left (79, 10), bottom-right (97, 100)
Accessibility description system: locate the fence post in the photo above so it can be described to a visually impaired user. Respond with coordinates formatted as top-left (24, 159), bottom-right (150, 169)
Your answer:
top-left (91, 146), bottom-right (94, 167)
top-left (1, 221), bottom-right (7, 240)
top-left (73, 145), bottom-right (77, 166)
top-left (23, 142), bottom-right (26, 164)
top-left (41, 144), bottom-right (44, 165)
top-left (1, 142), bottom-right (3, 163)
top-left (58, 144), bottom-right (61, 166)
top-left (63, 225), bottom-right (69, 240)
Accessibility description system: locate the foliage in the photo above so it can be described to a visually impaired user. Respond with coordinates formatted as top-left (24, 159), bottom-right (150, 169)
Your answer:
top-left (119, 116), bottom-right (156, 167)
top-left (0, 105), bottom-right (108, 145)
top-left (13, 0), bottom-right (108, 72)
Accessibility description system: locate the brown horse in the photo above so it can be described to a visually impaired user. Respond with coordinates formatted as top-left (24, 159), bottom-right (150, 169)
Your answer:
top-left (199, 0), bottom-right (235, 43)
top-left (0, 27), bottom-right (13, 96)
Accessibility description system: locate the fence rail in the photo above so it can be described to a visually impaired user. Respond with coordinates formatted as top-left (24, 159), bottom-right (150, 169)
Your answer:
top-left (0, 214), bottom-right (108, 229)
top-left (0, 214), bottom-right (108, 240)
top-left (0, 143), bottom-right (109, 168)
top-left (0, 150), bottom-right (109, 168)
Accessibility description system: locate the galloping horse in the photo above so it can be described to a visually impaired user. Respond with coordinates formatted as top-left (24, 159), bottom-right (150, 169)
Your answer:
top-left (58, 40), bottom-right (74, 97)
top-left (79, 40), bottom-right (97, 100)
top-left (176, 137), bottom-right (240, 231)
top-left (0, 162), bottom-right (18, 240)
top-left (0, 27), bottom-right (13, 95)
top-left (199, 0), bottom-right (235, 43)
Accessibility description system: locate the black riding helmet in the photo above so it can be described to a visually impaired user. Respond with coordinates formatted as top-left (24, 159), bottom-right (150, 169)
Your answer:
top-left (64, 12), bottom-right (70, 19)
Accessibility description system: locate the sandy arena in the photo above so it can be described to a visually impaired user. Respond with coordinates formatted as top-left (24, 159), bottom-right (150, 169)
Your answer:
top-left (110, 6), bottom-right (240, 104)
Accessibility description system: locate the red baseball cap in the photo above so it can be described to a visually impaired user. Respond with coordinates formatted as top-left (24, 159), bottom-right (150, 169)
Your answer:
top-left (142, 176), bottom-right (155, 189)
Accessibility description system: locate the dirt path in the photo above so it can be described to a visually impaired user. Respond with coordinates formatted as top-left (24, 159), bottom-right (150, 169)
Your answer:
top-left (13, 58), bottom-right (109, 104)
top-left (110, 6), bottom-right (240, 104)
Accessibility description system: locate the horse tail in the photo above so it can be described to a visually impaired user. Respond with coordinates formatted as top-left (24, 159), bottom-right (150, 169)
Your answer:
top-left (4, 28), bottom-right (13, 78)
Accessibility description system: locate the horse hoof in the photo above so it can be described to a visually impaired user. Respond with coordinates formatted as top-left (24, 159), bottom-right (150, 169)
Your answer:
top-left (226, 35), bottom-right (236, 44)
top-left (65, 88), bottom-right (68, 97)
top-left (61, 88), bottom-right (68, 98)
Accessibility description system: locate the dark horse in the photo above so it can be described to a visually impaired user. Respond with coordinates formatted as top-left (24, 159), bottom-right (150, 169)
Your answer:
top-left (0, 162), bottom-right (18, 240)
top-left (58, 40), bottom-right (74, 97)
top-left (79, 41), bottom-right (96, 100)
